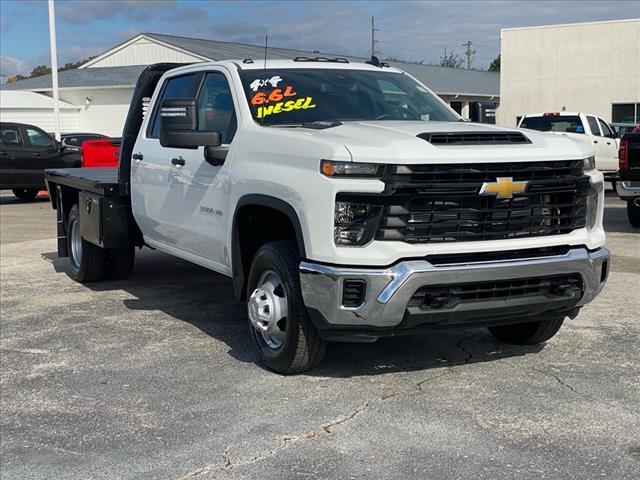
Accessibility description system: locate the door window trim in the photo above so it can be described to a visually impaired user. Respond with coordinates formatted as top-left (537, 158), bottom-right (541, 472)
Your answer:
top-left (146, 72), bottom-right (205, 139)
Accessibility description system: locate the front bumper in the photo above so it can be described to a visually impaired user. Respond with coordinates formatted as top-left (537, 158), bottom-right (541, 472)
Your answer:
top-left (616, 180), bottom-right (640, 199)
top-left (299, 247), bottom-right (610, 340)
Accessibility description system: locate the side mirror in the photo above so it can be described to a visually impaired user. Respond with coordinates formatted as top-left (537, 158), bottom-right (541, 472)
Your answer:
top-left (159, 98), bottom-right (221, 149)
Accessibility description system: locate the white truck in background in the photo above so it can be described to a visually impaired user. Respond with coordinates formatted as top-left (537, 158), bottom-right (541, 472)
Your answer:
top-left (45, 59), bottom-right (610, 374)
top-left (518, 112), bottom-right (620, 186)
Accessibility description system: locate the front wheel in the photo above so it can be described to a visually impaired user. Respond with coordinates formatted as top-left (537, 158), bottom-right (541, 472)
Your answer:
top-left (247, 241), bottom-right (326, 374)
top-left (627, 200), bottom-right (640, 228)
top-left (12, 188), bottom-right (39, 201)
top-left (488, 317), bottom-right (565, 345)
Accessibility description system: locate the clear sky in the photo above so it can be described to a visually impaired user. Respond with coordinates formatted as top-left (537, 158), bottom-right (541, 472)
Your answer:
top-left (1, 0), bottom-right (638, 77)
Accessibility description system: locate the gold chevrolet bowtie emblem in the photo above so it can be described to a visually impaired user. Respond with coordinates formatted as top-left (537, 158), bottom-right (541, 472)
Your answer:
top-left (479, 177), bottom-right (529, 199)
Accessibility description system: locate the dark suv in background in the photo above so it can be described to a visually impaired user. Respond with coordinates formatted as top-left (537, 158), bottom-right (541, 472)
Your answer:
top-left (0, 122), bottom-right (81, 201)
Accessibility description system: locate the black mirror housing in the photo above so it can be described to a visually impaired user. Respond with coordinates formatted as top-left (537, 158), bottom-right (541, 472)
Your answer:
top-left (159, 98), bottom-right (222, 149)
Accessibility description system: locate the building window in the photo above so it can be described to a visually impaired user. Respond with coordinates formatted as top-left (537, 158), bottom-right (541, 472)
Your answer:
top-left (612, 103), bottom-right (639, 124)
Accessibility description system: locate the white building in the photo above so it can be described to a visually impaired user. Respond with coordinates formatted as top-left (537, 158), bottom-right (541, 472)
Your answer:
top-left (498, 19), bottom-right (640, 126)
top-left (0, 33), bottom-right (499, 136)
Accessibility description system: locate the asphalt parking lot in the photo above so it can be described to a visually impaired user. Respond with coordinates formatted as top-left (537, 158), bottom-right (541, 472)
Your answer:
top-left (1, 190), bottom-right (639, 480)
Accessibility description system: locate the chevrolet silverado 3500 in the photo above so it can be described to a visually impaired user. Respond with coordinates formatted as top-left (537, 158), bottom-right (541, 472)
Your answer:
top-left (45, 60), bottom-right (610, 374)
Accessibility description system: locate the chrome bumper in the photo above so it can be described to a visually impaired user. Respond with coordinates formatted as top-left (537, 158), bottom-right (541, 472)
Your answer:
top-left (616, 180), bottom-right (640, 199)
top-left (299, 247), bottom-right (610, 328)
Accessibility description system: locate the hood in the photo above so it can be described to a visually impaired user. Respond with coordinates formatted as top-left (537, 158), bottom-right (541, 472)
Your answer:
top-left (297, 121), bottom-right (594, 164)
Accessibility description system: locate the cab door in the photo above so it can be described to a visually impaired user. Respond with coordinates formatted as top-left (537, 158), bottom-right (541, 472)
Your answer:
top-left (586, 115), bottom-right (616, 173)
top-left (130, 71), bottom-right (203, 246)
top-left (174, 69), bottom-right (238, 267)
top-left (596, 118), bottom-right (619, 172)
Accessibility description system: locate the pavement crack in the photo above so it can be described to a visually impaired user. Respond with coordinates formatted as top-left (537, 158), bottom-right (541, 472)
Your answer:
top-left (177, 401), bottom-right (369, 478)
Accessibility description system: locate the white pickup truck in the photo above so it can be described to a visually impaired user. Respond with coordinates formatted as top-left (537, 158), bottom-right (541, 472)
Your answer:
top-left (518, 112), bottom-right (620, 185)
top-left (45, 59), bottom-right (610, 373)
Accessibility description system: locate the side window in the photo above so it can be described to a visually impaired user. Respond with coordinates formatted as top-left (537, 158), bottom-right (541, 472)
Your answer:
top-left (587, 116), bottom-right (601, 136)
top-left (25, 127), bottom-right (54, 148)
top-left (197, 72), bottom-right (237, 144)
top-left (149, 73), bottom-right (201, 139)
top-left (598, 119), bottom-right (614, 138)
top-left (0, 126), bottom-right (24, 147)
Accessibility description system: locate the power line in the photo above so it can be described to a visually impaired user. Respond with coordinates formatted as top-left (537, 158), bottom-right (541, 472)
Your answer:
top-left (462, 40), bottom-right (477, 69)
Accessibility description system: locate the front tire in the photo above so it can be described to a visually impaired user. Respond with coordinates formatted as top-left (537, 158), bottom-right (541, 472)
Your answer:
top-left (247, 241), bottom-right (326, 374)
top-left (627, 200), bottom-right (640, 228)
top-left (66, 204), bottom-right (105, 282)
top-left (488, 317), bottom-right (565, 345)
top-left (12, 188), bottom-right (39, 201)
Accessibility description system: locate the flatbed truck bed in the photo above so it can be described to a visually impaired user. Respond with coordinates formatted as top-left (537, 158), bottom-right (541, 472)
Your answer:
top-left (45, 167), bottom-right (125, 197)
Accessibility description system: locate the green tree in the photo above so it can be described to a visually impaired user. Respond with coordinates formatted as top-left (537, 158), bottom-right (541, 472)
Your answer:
top-left (439, 52), bottom-right (464, 69)
top-left (488, 54), bottom-right (500, 72)
top-left (30, 65), bottom-right (52, 78)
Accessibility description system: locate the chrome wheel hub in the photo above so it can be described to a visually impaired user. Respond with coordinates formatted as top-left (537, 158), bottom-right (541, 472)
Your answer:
top-left (248, 270), bottom-right (288, 349)
top-left (70, 219), bottom-right (82, 269)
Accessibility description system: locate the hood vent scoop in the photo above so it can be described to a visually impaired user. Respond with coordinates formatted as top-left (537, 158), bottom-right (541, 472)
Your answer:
top-left (418, 131), bottom-right (531, 145)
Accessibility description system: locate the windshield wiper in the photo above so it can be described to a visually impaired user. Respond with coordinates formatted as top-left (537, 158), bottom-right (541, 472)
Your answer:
top-left (269, 121), bottom-right (343, 130)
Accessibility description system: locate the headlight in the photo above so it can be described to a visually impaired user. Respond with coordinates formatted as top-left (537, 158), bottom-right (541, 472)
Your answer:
top-left (321, 160), bottom-right (385, 178)
top-left (334, 202), bottom-right (382, 246)
top-left (583, 155), bottom-right (596, 172)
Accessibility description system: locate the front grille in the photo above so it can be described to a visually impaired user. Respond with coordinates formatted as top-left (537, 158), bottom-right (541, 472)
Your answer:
top-left (409, 274), bottom-right (583, 310)
top-left (418, 131), bottom-right (531, 145)
top-left (374, 160), bottom-right (589, 243)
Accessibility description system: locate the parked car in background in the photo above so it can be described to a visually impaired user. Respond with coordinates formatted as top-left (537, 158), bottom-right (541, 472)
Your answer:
top-left (611, 123), bottom-right (639, 138)
top-left (56, 132), bottom-right (109, 152)
top-left (1, 122), bottom-right (81, 201)
top-left (518, 112), bottom-right (619, 186)
top-left (616, 130), bottom-right (640, 227)
top-left (81, 137), bottom-right (121, 168)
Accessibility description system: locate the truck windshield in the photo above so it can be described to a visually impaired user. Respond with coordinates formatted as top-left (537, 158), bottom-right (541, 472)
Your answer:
top-left (520, 115), bottom-right (585, 134)
top-left (238, 68), bottom-right (459, 125)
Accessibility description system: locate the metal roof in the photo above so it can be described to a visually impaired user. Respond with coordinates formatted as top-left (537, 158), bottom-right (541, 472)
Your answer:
top-left (1, 65), bottom-right (147, 91)
top-left (145, 33), bottom-right (499, 96)
top-left (2, 33), bottom-right (499, 96)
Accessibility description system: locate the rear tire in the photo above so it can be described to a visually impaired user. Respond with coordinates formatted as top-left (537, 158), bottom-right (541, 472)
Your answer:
top-left (488, 317), bottom-right (565, 345)
top-left (627, 200), bottom-right (640, 228)
top-left (12, 188), bottom-right (39, 201)
top-left (66, 204), bottom-right (105, 282)
top-left (106, 247), bottom-right (135, 280)
top-left (247, 241), bottom-right (326, 374)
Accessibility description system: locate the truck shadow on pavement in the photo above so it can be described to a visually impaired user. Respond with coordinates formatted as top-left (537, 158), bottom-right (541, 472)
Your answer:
top-left (603, 196), bottom-right (638, 234)
top-left (42, 248), bottom-right (544, 377)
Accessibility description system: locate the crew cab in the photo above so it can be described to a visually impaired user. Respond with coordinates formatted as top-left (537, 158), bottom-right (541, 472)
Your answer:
top-left (45, 60), bottom-right (610, 373)
top-left (518, 112), bottom-right (619, 185)
top-left (0, 122), bottom-right (80, 200)
top-left (617, 128), bottom-right (640, 227)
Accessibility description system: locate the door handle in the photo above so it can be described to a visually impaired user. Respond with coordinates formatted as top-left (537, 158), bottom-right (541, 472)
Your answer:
top-left (132, 152), bottom-right (143, 161)
top-left (34, 152), bottom-right (42, 157)
top-left (593, 140), bottom-right (598, 144)
top-left (171, 156), bottom-right (185, 166)
top-left (0, 151), bottom-right (7, 156)
top-left (606, 142), bottom-right (611, 145)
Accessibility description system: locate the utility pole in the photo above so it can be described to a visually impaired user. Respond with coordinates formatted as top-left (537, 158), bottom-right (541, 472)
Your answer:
top-left (371, 16), bottom-right (379, 58)
top-left (462, 40), bottom-right (476, 70)
top-left (48, 0), bottom-right (61, 141)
